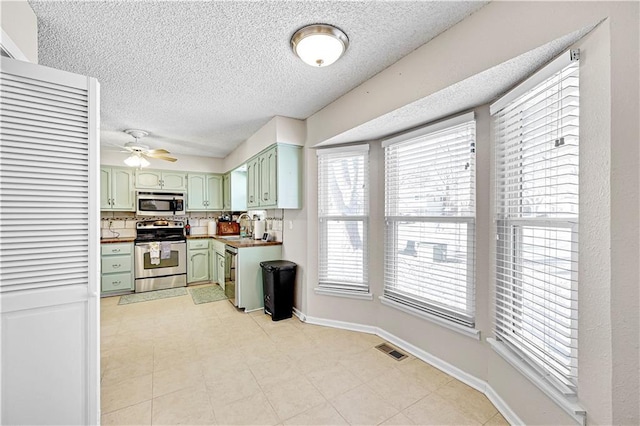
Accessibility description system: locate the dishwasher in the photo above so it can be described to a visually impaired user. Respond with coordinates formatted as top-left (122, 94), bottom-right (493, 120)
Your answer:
top-left (224, 245), bottom-right (237, 306)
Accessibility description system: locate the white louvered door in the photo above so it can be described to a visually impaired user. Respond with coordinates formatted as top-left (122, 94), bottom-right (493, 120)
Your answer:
top-left (0, 57), bottom-right (100, 425)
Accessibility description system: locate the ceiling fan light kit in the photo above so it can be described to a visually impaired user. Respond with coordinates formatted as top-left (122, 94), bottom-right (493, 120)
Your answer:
top-left (121, 129), bottom-right (177, 167)
top-left (124, 154), bottom-right (150, 168)
top-left (291, 24), bottom-right (349, 67)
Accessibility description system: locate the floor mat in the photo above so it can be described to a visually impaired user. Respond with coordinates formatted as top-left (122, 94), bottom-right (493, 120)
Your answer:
top-left (189, 285), bottom-right (227, 304)
top-left (118, 287), bottom-right (187, 305)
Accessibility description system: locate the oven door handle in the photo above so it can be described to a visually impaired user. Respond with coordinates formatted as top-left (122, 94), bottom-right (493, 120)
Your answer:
top-left (135, 242), bottom-right (185, 250)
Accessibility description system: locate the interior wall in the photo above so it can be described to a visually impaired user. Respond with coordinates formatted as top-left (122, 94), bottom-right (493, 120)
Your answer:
top-left (222, 116), bottom-right (305, 173)
top-left (100, 150), bottom-right (225, 174)
top-left (1, 0), bottom-right (38, 63)
top-left (607, 3), bottom-right (640, 424)
top-left (298, 2), bottom-right (639, 425)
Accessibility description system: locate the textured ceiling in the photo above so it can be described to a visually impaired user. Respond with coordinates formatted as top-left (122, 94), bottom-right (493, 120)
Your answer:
top-left (29, 0), bottom-right (487, 157)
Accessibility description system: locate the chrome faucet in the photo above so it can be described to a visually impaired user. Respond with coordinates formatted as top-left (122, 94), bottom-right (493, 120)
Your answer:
top-left (236, 212), bottom-right (253, 237)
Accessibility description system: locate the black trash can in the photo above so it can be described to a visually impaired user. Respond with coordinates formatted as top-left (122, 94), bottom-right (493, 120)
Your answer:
top-left (260, 260), bottom-right (297, 321)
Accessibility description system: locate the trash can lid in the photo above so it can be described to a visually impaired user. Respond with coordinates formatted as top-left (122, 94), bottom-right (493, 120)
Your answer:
top-left (260, 260), bottom-right (297, 271)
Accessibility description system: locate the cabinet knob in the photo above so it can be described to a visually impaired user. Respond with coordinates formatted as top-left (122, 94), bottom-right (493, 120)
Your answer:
top-left (264, 192), bottom-right (268, 200)
top-left (112, 248), bottom-right (120, 253)
top-left (112, 264), bottom-right (121, 268)
top-left (113, 281), bottom-right (121, 286)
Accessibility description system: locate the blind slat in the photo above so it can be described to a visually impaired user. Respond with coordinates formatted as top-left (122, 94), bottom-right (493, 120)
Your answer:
top-left (493, 59), bottom-right (579, 393)
top-left (318, 148), bottom-right (369, 291)
top-left (384, 115), bottom-right (476, 327)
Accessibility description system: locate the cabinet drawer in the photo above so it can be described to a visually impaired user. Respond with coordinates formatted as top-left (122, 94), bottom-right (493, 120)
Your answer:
top-left (101, 255), bottom-right (133, 274)
top-left (101, 273), bottom-right (133, 292)
top-left (211, 240), bottom-right (226, 255)
top-left (188, 239), bottom-right (210, 250)
top-left (101, 243), bottom-right (132, 256)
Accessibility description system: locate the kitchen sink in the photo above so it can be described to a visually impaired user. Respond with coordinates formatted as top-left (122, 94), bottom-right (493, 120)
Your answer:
top-left (218, 235), bottom-right (242, 240)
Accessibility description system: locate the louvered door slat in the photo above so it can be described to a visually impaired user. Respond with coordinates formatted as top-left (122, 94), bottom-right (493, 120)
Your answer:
top-left (1, 72), bottom-right (88, 96)
top-left (1, 81), bottom-right (87, 105)
top-left (0, 59), bottom-right (93, 294)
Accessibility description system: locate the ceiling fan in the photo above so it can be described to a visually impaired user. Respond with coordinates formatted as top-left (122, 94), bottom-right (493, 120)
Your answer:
top-left (120, 129), bottom-right (177, 167)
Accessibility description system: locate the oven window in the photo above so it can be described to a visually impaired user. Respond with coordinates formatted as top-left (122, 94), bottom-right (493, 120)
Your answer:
top-left (143, 251), bottom-right (180, 269)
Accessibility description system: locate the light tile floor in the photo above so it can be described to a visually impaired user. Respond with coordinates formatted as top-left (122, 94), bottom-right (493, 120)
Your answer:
top-left (100, 287), bottom-right (509, 425)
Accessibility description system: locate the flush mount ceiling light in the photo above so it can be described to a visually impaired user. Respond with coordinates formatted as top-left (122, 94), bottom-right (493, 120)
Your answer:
top-left (291, 24), bottom-right (349, 67)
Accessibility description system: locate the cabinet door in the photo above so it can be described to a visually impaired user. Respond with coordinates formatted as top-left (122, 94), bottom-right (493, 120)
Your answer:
top-left (161, 172), bottom-right (187, 191)
top-left (230, 170), bottom-right (248, 211)
top-left (111, 169), bottom-right (134, 211)
top-left (223, 173), bottom-right (231, 210)
top-left (187, 249), bottom-right (210, 283)
top-left (187, 174), bottom-right (207, 210)
top-left (135, 170), bottom-right (162, 189)
top-left (262, 148), bottom-right (277, 207)
top-left (217, 252), bottom-right (225, 289)
top-left (246, 157), bottom-right (260, 208)
top-left (207, 174), bottom-right (223, 210)
top-left (100, 168), bottom-right (111, 210)
top-left (210, 246), bottom-right (216, 284)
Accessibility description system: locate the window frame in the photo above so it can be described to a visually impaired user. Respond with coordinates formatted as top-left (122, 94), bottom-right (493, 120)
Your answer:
top-left (382, 112), bottom-right (477, 328)
top-left (316, 144), bottom-right (370, 294)
top-left (491, 50), bottom-right (580, 399)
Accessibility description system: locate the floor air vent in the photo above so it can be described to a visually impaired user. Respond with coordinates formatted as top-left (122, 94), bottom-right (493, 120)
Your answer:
top-left (375, 343), bottom-right (408, 361)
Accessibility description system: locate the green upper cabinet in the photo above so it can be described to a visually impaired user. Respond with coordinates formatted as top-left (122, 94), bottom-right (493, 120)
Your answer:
top-left (258, 146), bottom-right (277, 208)
top-left (187, 173), bottom-right (223, 211)
top-left (207, 174), bottom-right (223, 210)
top-left (223, 173), bottom-right (231, 210)
top-left (246, 156), bottom-right (260, 209)
top-left (246, 144), bottom-right (302, 209)
top-left (135, 170), bottom-right (187, 191)
top-left (224, 167), bottom-right (247, 211)
top-left (100, 167), bottom-right (135, 211)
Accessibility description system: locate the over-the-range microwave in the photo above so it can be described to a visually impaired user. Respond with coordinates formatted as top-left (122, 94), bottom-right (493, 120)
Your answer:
top-left (136, 192), bottom-right (186, 216)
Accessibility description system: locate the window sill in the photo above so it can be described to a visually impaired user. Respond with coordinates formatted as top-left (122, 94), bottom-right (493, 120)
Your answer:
top-left (487, 338), bottom-right (586, 425)
top-left (314, 287), bottom-right (373, 301)
top-left (379, 296), bottom-right (480, 340)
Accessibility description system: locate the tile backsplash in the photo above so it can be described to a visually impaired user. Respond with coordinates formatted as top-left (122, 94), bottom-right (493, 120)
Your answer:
top-left (101, 210), bottom-right (284, 241)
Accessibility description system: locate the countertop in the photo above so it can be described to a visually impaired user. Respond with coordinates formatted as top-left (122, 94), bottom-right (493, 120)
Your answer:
top-left (100, 235), bottom-right (282, 248)
top-left (189, 235), bottom-right (282, 248)
top-left (101, 237), bottom-right (135, 244)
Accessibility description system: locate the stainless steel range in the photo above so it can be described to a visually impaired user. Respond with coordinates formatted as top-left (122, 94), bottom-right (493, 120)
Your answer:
top-left (134, 220), bottom-right (187, 292)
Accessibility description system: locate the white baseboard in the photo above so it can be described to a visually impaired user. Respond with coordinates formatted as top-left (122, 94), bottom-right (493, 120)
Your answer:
top-left (298, 310), bottom-right (523, 426)
top-left (375, 328), bottom-right (487, 391)
top-left (304, 314), bottom-right (378, 335)
top-left (292, 306), bottom-right (306, 321)
top-left (484, 384), bottom-right (525, 425)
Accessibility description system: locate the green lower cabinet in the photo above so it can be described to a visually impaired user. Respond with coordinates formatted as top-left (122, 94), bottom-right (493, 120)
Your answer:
top-left (101, 243), bottom-right (134, 295)
top-left (187, 239), bottom-right (210, 283)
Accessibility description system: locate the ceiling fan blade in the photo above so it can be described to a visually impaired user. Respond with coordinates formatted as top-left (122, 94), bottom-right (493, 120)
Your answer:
top-left (146, 149), bottom-right (170, 155)
top-left (145, 154), bottom-right (177, 162)
top-left (145, 152), bottom-right (172, 158)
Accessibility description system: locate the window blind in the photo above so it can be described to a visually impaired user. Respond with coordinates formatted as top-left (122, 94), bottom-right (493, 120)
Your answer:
top-left (493, 54), bottom-right (579, 393)
top-left (317, 145), bottom-right (369, 292)
top-left (383, 113), bottom-right (476, 327)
